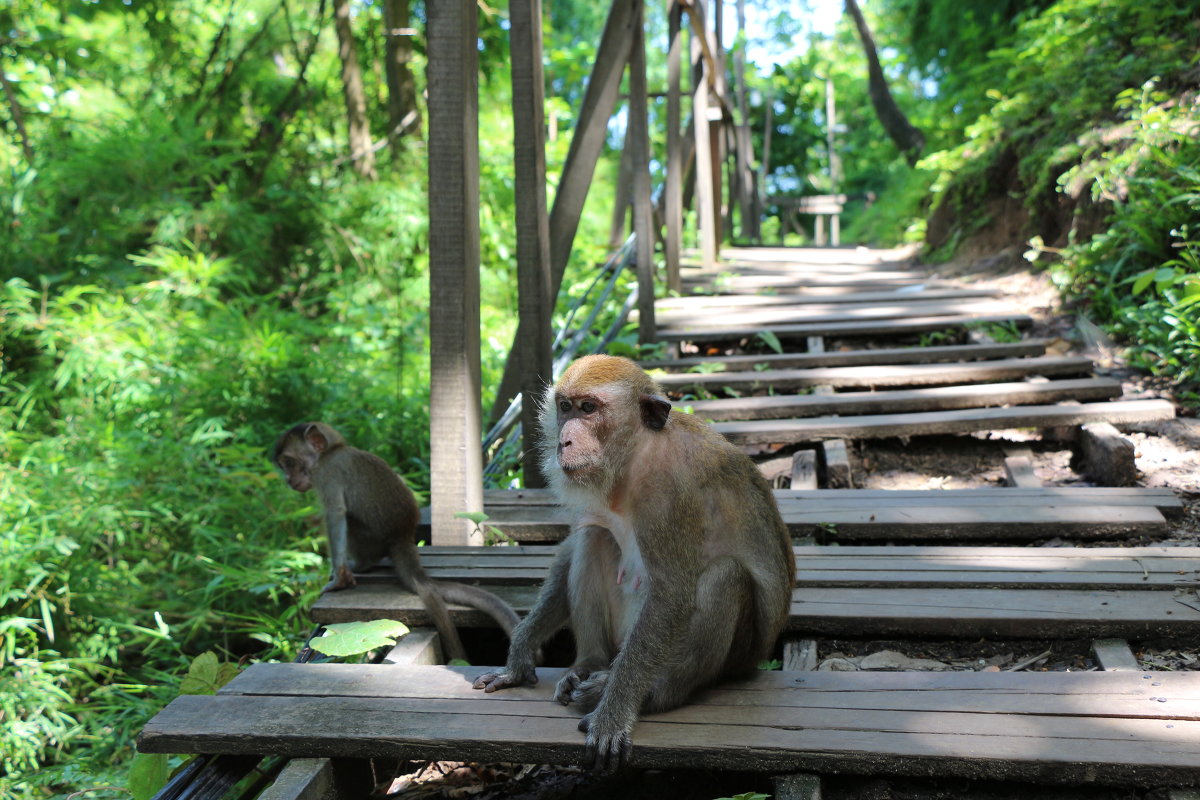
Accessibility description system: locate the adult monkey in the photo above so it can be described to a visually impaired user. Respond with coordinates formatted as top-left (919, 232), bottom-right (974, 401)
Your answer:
top-left (273, 422), bottom-right (520, 663)
top-left (473, 355), bottom-right (794, 771)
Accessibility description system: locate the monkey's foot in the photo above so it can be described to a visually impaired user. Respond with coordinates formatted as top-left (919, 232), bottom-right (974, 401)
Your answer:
top-left (578, 709), bottom-right (632, 773)
top-left (552, 666), bottom-right (593, 705)
top-left (472, 666), bottom-right (536, 693)
top-left (567, 670), bottom-right (609, 712)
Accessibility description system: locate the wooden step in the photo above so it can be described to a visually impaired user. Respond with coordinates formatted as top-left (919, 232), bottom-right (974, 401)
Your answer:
top-left (651, 299), bottom-right (1016, 329)
top-left (654, 287), bottom-right (1000, 310)
top-left (711, 399), bottom-right (1175, 444)
top-left (470, 485), bottom-right (1183, 511)
top-left (657, 313), bottom-right (1033, 343)
top-left (311, 573), bottom-right (1200, 638)
top-left (683, 378), bottom-right (1120, 421)
top-left (656, 356), bottom-right (1095, 391)
top-left (639, 341), bottom-right (1049, 372)
top-left (137, 664), bottom-right (1200, 786)
top-left (418, 502), bottom-right (1166, 543)
top-left (364, 545), bottom-right (1200, 590)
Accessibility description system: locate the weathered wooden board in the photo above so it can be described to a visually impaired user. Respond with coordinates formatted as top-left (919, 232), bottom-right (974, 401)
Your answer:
top-left (683, 378), bottom-right (1120, 421)
top-left (417, 500), bottom-right (1165, 543)
top-left (366, 545), bottom-right (1200, 590)
top-left (137, 664), bottom-right (1200, 786)
top-left (311, 580), bottom-right (1200, 637)
top-left (654, 287), bottom-right (1000, 311)
top-left (652, 299), bottom-right (1017, 330)
top-left (712, 399), bottom-right (1176, 444)
top-left (657, 313), bottom-right (1033, 343)
top-left (656, 356), bottom-right (1095, 392)
top-left (640, 341), bottom-right (1049, 372)
top-left (464, 486), bottom-right (1182, 511)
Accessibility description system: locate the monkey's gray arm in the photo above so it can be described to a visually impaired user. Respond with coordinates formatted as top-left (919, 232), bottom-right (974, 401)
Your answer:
top-left (582, 543), bottom-right (689, 772)
top-left (472, 541), bottom-right (573, 691)
top-left (322, 495), bottom-right (355, 591)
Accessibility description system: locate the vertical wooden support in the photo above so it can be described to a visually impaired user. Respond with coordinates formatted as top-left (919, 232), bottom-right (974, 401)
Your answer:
top-left (690, 7), bottom-right (717, 270)
top-left (609, 136), bottom-right (634, 250)
top-left (629, 1), bottom-right (655, 343)
top-left (488, 0), bottom-right (635, 425)
top-left (825, 76), bottom-right (841, 246)
top-left (510, 0), bottom-right (553, 489)
top-left (427, 0), bottom-right (483, 545)
top-left (664, 0), bottom-right (683, 293)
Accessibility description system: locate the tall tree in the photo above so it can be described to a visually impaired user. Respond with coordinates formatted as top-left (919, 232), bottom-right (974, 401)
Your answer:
top-left (383, 0), bottom-right (421, 150)
top-left (844, 0), bottom-right (924, 165)
top-left (332, 0), bottom-right (377, 178)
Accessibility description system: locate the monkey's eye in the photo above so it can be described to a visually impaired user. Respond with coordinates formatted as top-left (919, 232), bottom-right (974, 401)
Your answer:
top-left (580, 400), bottom-right (597, 414)
top-left (558, 399), bottom-right (572, 413)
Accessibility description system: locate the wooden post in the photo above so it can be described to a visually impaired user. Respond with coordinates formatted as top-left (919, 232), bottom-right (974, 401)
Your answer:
top-left (427, 0), bottom-right (483, 545)
top-left (825, 76), bottom-right (841, 246)
top-left (665, 0), bottom-right (683, 293)
top-left (487, 0), bottom-right (635, 425)
top-left (690, 6), bottom-right (717, 270)
top-left (509, 0), bottom-right (553, 489)
top-left (629, 0), bottom-right (655, 343)
top-left (608, 132), bottom-right (634, 250)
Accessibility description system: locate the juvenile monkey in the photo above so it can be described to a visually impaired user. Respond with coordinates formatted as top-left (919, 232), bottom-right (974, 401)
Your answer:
top-left (273, 422), bottom-right (520, 663)
top-left (473, 355), bottom-right (795, 771)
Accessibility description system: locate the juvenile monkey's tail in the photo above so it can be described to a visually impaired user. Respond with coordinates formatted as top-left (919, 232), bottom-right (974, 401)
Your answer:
top-left (437, 582), bottom-right (522, 636)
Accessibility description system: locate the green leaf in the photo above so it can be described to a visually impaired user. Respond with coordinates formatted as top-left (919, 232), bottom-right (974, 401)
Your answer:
top-left (129, 752), bottom-right (171, 800)
top-left (1132, 270), bottom-right (1155, 296)
top-left (178, 651), bottom-right (227, 695)
top-left (757, 330), bottom-right (783, 354)
top-left (314, 619), bottom-right (410, 658)
top-left (454, 511), bottom-right (489, 525)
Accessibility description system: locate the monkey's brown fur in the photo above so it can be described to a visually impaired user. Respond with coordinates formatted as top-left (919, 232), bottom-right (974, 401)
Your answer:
top-left (474, 356), bottom-right (795, 771)
top-left (273, 422), bottom-right (520, 663)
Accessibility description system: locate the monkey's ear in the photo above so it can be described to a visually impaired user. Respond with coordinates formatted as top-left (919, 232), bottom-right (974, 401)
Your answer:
top-left (305, 424), bottom-right (330, 452)
top-left (640, 393), bottom-right (671, 431)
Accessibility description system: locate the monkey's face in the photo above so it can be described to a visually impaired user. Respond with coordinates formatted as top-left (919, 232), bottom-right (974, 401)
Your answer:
top-left (553, 393), bottom-right (609, 481)
top-left (276, 451), bottom-right (315, 492)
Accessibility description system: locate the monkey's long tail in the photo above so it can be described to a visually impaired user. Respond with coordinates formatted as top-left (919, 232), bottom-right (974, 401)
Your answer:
top-left (437, 582), bottom-right (522, 636)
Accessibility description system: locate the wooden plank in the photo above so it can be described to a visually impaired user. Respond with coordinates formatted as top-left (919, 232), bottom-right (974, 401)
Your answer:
top-left (397, 544), bottom-right (1200, 590)
top-left (782, 639), bottom-right (818, 671)
top-left (382, 629), bottom-right (442, 665)
top-left (1004, 446), bottom-right (1041, 488)
top-left (821, 440), bottom-right (852, 488)
top-left (427, 0), bottom-right (483, 545)
top-left (471, 486), bottom-right (1182, 510)
top-left (314, 570), bottom-right (1199, 633)
top-left (651, 298), bottom-right (1018, 329)
top-left (628, 0), bottom-right (656, 343)
top-left (712, 399), bottom-right (1176, 445)
top-left (658, 312), bottom-right (1033, 343)
top-left (664, 0), bottom-right (683, 292)
top-left (138, 664), bottom-right (1200, 785)
top-left (1092, 639), bottom-right (1141, 671)
top-left (690, 2), bottom-right (717, 270)
top-left (1077, 421), bottom-right (1138, 486)
top-left (683, 379), bottom-right (1121, 421)
top-left (258, 758), bottom-right (336, 800)
top-left (509, 0), bottom-right (553, 488)
top-left (640, 341), bottom-right (1048, 372)
top-left (416, 500), bottom-right (1167, 543)
top-left (655, 286), bottom-right (1000, 310)
top-left (657, 356), bottom-right (1096, 392)
top-left (788, 587), bottom-right (1200, 638)
top-left (790, 450), bottom-right (818, 489)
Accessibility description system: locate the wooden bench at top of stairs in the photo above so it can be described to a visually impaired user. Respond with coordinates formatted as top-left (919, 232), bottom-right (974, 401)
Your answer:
top-left (414, 486), bottom-right (1181, 544)
top-left (137, 662), bottom-right (1200, 787)
top-left (312, 542), bottom-right (1200, 640)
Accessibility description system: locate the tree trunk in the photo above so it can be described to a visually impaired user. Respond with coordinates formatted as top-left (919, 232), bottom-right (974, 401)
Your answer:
top-left (383, 0), bottom-right (421, 151)
top-left (333, 0), bottom-right (377, 179)
top-left (844, 0), bottom-right (924, 165)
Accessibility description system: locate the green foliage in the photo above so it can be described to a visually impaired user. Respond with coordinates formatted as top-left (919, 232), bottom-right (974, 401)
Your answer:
top-left (313, 620), bottom-right (410, 659)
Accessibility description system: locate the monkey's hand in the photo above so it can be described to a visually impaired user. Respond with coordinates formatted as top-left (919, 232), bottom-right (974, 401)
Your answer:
top-left (472, 663), bottom-right (536, 693)
top-left (322, 564), bottom-right (357, 593)
top-left (555, 668), bottom-right (608, 711)
top-left (578, 707), bottom-right (633, 774)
